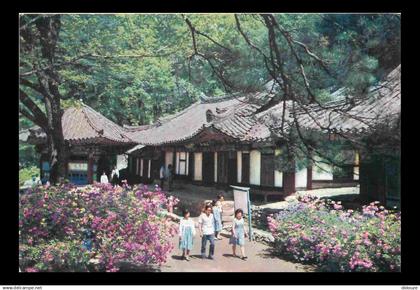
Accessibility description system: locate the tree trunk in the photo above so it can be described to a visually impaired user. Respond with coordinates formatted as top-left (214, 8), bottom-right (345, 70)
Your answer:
top-left (44, 95), bottom-right (67, 184)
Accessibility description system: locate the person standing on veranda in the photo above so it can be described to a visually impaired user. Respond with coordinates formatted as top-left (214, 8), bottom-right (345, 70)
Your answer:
top-left (198, 204), bottom-right (216, 260)
top-left (159, 164), bottom-right (166, 189)
top-left (111, 166), bottom-right (119, 187)
top-left (100, 171), bottom-right (109, 184)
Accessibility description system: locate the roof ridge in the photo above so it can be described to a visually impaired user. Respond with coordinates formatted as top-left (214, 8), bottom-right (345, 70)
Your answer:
top-left (156, 101), bottom-right (202, 124)
top-left (123, 123), bottom-right (158, 132)
top-left (200, 92), bottom-right (241, 104)
top-left (80, 104), bottom-right (105, 136)
top-left (81, 104), bottom-right (134, 142)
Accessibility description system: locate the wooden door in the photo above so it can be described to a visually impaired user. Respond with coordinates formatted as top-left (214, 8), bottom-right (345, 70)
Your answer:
top-left (241, 152), bottom-right (250, 184)
top-left (261, 153), bottom-right (275, 187)
top-left (227, 151), bottom-right (237, 185)
top-left (188, 152), bottom-right (194, 181)
top-left (217, 152), bottom-right (228, 184)
top-left (143, 159), bottom-right (149, 181)
top-left (202, 152), bottom-right (215, 185)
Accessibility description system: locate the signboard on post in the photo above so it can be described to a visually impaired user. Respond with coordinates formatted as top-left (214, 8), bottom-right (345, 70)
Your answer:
top-left (230, 185), bottom-right (253, 241)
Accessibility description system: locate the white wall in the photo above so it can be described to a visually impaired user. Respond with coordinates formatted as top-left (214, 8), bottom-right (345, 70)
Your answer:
top-left (139, 159), bottom-right (143, 176)
top-left (194, 152), bottom-right (203, 181)
top-left (116, 154), bottom-right (128, 171)
top-left (175, 152), bottom-right (180, 174)
top-left (295, 167), bottom-right (307, 188)
top-left (186, 152), bottom-right (189, 175)
top-left (312, 156), bottom-right (333, 180)
top-left (354, 166), bottom-right (359, 181)
top-left (354, 151), bottom-right (359, 180)
top-left (237, 151), bottom-right (242, 183)
top-left (165, 151), bottom-right (174, 169)
top-left (214, 152), bottom-right (218, 182)
top-left (250, 150), bottom-right (261, 185)
top-left (274, 149), bottom-right (283, 187)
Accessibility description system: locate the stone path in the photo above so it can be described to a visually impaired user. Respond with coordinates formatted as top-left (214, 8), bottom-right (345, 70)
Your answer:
top-left (159, 217), bottom-right (310, 272)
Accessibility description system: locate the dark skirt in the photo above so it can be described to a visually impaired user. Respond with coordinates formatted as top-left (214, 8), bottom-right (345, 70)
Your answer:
top-left (111, 175), bottom-right (119, 185)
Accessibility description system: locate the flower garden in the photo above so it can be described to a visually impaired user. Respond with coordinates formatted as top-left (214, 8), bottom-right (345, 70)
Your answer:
top-left (19, 183), bottom-right (178, 272)
top-left (267, 195), bottom-right (401, 272)
top-left (19, 181), bottom-right (401, 272)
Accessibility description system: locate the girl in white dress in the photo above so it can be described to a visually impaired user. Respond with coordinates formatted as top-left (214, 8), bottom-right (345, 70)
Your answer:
top-left (179, 209), bottom-right (196, 261)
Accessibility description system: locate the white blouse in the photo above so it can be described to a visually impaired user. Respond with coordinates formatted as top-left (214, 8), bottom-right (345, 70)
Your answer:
top-left (179, 218), bottom-right (196, 237)
top-left (100, 174), bottom-right (109, 184)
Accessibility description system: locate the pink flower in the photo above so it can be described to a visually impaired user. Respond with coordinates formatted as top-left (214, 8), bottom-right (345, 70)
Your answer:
top-left (361, 231), bottom-right (369, 239)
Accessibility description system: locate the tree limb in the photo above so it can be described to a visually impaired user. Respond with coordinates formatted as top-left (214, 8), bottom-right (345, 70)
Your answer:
top-left (19, 89), bottom-right (49, 130)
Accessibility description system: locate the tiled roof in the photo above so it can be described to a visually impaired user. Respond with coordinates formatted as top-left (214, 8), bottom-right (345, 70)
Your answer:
top-left (126, 65), bottom-right (400, 148)
top-left (125, 92), bottom-right (275, 146)
top-left (27, 103), bottom-right (136, 145)
top-left (294, 65), bottom-right (401, 134)
top-left (25, 65), bottom-right (400, 151)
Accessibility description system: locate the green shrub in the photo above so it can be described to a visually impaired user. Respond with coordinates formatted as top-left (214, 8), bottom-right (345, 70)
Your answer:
top-left (19, 166), bottom-right (40, 186)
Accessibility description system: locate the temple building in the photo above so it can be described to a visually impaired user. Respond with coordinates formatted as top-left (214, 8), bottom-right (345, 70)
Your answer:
top-left (21, 103), bottom-right (136, 184)
top-left (123, 92), bottom-right (360, 201)
top-left (124, 65), bottom-right (400, 204)
top-left (21, 65), bottom-right (400, 205)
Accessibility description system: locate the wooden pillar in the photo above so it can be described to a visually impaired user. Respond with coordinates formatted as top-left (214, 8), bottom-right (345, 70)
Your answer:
top-left (87, 152), bottom-right (94, 184)
top-left (283, 159), bottom-right (296, 196)
top-left (172, 148), bottom-right (176, 168)
top-left (283, 171), bottom-right (296, 196)
top-left (307, 166), bottom-right (313, 190)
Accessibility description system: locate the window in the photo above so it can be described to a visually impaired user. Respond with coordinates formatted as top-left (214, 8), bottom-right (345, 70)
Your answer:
top-left (68, 162), bottom-right (88, 172)
top-left (68, 162), bottom-right (88, 185)
top-left (176, 152), bottom-right (188, 175)
top-left (194, 152), bottom-right (203, 181)
top-left (249, 150), bottom-right (261, 185)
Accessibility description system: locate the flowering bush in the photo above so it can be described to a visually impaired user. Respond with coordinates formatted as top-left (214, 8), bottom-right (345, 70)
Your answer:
top-left (166, 195), bottom-right (180, 213)
top-left (267, 195), bottom-right (400, 272)
top-left (19, 183), bottom-right (178, 272)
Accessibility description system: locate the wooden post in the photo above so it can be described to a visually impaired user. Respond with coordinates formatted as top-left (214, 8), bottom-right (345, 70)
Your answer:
top-left (283, 171), bottom-right (296, 196)
top-left (307, 166), bottom-right (313, 190)
top-left (87, 152), bottom-right (94, 184)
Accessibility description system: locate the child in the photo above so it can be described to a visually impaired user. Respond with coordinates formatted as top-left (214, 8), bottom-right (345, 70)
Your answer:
top-left (229, 208), bottom-right (248, 260)
top-left (212, 200), bottom-right (223, 240)
top-left (179, 209), bottom-right (195, 261)
top-left (217, 193), bottom-right (224, 203)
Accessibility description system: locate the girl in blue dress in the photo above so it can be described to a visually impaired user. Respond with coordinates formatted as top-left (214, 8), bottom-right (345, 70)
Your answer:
top-left (229, 208), bottom-right (248, 260)
top-left (179, 209), bottom-right (196, 261)
top-left (212, 200), bottom-right (223, 240)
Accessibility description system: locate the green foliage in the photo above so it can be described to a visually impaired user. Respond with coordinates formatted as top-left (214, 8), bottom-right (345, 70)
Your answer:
top-left (19, 166), bottom-right (40, 186)
top-left (20, 13), bottom-right (400, 127)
